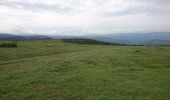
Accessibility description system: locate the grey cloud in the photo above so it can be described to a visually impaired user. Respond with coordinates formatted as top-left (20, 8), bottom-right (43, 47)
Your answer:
top-left (99, 0), bottom-right (170, 16)
top-left (0, 0), bottom-right (75, 14)
top-left (0, 0), bottom-right (170, 34)
top-left (1, 0), bottom-right (170, 16)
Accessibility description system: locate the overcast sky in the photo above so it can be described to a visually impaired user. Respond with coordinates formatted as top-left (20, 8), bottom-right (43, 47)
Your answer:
top-left (0, 0), bottom-right (170, 35)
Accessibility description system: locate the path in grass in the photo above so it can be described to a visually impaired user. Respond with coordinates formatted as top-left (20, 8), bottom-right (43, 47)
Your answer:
top-left (0, 45), bottom-right (170, 100)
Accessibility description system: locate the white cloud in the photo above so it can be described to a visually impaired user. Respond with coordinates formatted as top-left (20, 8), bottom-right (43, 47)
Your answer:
top-left (0, 0), bottom-right (170, 35)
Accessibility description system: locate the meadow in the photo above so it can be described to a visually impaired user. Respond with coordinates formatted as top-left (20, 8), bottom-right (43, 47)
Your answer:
top-left (0, 40), bottom-right (170, 100)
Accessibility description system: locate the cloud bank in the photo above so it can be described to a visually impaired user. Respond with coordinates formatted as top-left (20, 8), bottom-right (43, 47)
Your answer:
top-left (0, 0), bottom-right (170, 35)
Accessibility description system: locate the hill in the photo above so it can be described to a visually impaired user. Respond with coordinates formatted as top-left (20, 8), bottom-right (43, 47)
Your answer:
top-left (50, 32), bottom-right (170, 45)
top-left (1, 33), bottom-right (170, 45)
top-left (0, 33), bottom-right (52, 41)
top-left (147, 39), bottom-right (170, 46)
top-left (87, 32), bottom-right (170, 45)
top-left (0, 40), bottom-right (170, 99)
top-left (0, 33), bottom-right (16, 38)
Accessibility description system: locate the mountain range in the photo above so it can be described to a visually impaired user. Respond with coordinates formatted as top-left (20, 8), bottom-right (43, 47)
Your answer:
top-left (86, 32), bottom-right (170, 45)
top-left (0, 32), bottom-right (170, 45)
top-left (0, 33), bottom-right (51, 41)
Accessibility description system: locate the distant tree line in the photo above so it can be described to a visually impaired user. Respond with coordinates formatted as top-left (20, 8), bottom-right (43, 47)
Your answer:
top-left (61, 38), bottom-right (124, 45)
top-left (0, 42), bottom-right (18, 47)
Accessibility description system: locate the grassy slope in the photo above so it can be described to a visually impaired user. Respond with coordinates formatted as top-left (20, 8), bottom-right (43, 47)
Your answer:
top-left (0, 40), bottom-right (170, 100)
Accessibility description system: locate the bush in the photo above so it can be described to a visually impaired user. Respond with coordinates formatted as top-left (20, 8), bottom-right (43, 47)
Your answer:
top-left (0, 42), bottom-right (18, 48)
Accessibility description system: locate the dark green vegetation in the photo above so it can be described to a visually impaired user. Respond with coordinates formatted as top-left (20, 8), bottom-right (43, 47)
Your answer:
top-left (61, 38), bottom-right (123, 45)
top-left (0, 40), bottom-right (170, 100)
top-left (0, 42), bottom-right (17, 48)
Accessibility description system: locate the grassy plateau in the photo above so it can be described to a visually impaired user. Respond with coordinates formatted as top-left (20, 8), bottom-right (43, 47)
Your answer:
top-left (0, 40), bottom-right (170, 100)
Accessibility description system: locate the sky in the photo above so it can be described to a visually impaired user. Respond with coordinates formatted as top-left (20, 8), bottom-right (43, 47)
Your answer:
top-left (0, 0), bottom-right (170, 36)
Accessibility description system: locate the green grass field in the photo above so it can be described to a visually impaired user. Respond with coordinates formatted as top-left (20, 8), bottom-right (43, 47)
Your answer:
top-left (0, 40), bottom-right (170, 100)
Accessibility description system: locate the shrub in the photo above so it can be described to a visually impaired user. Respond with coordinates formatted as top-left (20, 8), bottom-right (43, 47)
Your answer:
top-left (0, 42), bottom-right (18, 48)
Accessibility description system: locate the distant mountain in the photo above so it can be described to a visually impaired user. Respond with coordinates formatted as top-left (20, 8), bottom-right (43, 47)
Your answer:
top-left (0, 33), bottom-right (16, 38)
top-left (1, 32), bottom-right (170, 45)
top-left (85, 32), bottom-right (170, 45)
top-left (147, 39), bottom-right (170, 46)
top-left (0, 33), bottom-right (52, 41)
top-left (51, 32), bottom-right (170, 45)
